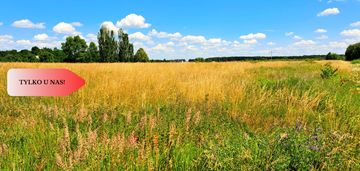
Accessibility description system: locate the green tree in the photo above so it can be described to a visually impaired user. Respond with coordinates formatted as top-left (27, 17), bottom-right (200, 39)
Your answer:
top-left (325, 52), bottom-right (343, 60)
top-left (87, 42), bottom-right (99, 62)
top-left (345, 42), bottom-right (360, 61)
top-left (39, 48), bottom-right (55, 62)
top-left (134, 48), bottom-right (149, 62)
top-left (118, 29), bottom-right (134, 62)
top-left (98, 27), bottom-right (118, 62)
top-left (61, 36), bottom-right (88, 62)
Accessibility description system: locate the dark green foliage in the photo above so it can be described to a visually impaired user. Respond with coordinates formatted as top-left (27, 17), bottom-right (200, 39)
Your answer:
top-left (61, 36), bottom-right (88, 62)
top-left (118, 29), bottom-right (134, 62)
top-left (134, 48), bottom-right (149, 62)
top-left (321, 63), bottom-right (338, 79)
top-left (98, 27), bottom-right (118, 62)
top-left (325, 52), bottom-right (344, 60)
top-left (345, 42), bottom-right (360, 61)
top-left (86, 42), bottom-right (100, 62)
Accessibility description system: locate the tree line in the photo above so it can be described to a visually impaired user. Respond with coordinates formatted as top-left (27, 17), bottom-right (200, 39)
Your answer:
top-left (0, 27), bottom-right (149, 62)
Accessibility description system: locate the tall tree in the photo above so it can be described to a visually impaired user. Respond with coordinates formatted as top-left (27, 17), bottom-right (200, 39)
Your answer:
top-left (87, 42), bottom-right (100, 62)
top-left (134, 48), bottom-right (149, 62)
top-left (61, 36), bottom-right (88, 62)
top-left (118, 29), bottom-right (134, 62)
top-left (98, 27), bottom-right (118, 62)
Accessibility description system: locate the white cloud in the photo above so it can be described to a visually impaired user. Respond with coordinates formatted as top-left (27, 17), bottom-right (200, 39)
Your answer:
top-left (12, 19), bottom-right (45, 29)
top-left (267, 42), bottom-right (275, 46)
top-left (341, 29), bottom-right (360, 38)
top-left (116, 14), bottom-right (151, 29)
top-left (100, 21), bottom-right (119, 33)
top-left (180, 35), bottom-right (207, 44)
top-left (350, 21), bottom-right (360, 27)
top-left (71, 22), bottom-right (83, 27)
top-left (294, 40), bottom-right (316, 46)
top-left (0, 35), bottom-right (13, 42)
top-left (208, 38), bottom-right (222, 44)
top-left (129, 32), bottom-right (151, 41)
top-left (285, 32), bottom-right (294, 36)
top-left (317, 8), bottom-right (340, 16)
top-left (293, 35), bottom-right (303, 40)
top-left (53, 22), bottom-right (81, 35)
top-left (16, 40), bottom-right (32, 45)
top-left (152, 43), bottom-right (174, 51)
top-left (315, 28), bottom-right (327, 33)
top-left (0, 22), bottom-right (3, 26)
top-left (240, 33), bottom-right (266, 40)
top-left (148, 29), bottom-right (182, 40)
top-left (34, 33), bottom-right (49, 41)
top-left (244, 39), bottom-right (258, 44)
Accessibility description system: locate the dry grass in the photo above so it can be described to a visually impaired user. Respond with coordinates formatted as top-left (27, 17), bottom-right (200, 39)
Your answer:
top-left (0, 60), bottom-right (359, 170)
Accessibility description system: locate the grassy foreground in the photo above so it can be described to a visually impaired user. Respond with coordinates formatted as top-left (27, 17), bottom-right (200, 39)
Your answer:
top-left (0, 61), bottom-right (359, 170)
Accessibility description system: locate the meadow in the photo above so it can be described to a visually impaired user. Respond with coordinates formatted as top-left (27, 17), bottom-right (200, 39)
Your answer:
top-left (0, 61), bottom-right (359, 170)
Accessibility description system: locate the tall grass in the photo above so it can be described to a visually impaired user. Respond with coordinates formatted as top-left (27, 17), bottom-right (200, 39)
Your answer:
top-left (0, 61), bottom-right (359, 170)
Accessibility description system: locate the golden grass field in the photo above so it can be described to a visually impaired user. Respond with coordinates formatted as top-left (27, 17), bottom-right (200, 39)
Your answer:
top-left (0, 61), bottom-right (359, 170)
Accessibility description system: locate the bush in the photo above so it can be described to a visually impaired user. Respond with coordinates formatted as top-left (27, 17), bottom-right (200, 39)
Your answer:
top-left (352, 59), bottom-right (360, 64)
top-left (325, 52), bottom-right (344, 60)
top-left (345, 42), bottom-right (360, 61)
top-left (321, 63), bottom-right (338, 79)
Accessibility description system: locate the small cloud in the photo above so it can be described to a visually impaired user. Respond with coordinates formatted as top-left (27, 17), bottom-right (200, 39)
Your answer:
top-left (34, 33), bottom-right (49, 41)
top-left (341, 29), bottom-right (360, 38)
top-left (71, 22), bottom-right (83, 27)
top-left (0, 22), bottom-right (3, 26)
top-left (350, 21), bottom-right (360, 27)
top-left (315, 28), bottom-right (327, 33)
top-left (100, 21), bottom-right (119, 33)
top-left (180, 35), bottom-right (207, 44)
top-left (293, 35), bottom-right (303, 40)
top-left (243, 39), bottom-right (258, 44)
top-left (208, 38), bottom-right (222, 44)
top-left (294, 40), bottom-right (316, 46)
top-left (317, 8), bottom-right (340, 16)
top-left (53, 22), bottom-right (81, 35)
top-left (12, 19), bottom-right (45, 29)
top-left (16, 39), bottom-right (32, 45)
top-left (129, 32), bottom-right (151, 41)
top-left (240, 33), bottom-right (266, 40)
top-left (116, 14), bottom-right (151, 29)
top-left (285, 32), bottom-right (294, 36)
top-left (267, 42), bottom-right (276, 46)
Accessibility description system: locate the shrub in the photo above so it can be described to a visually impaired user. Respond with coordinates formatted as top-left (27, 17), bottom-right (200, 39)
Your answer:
top-left (351, 59), bottom-right (360, 64)
top-left (321, 63), bottom-right (338, 79)
top-left (345, 42), bottom-right (360, 61)
top-left (325, 52), bottom-right (344, 60)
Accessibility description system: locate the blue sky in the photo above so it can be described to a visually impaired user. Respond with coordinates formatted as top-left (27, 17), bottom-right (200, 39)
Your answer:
top-left (0, 0), bottom-right (360, 59)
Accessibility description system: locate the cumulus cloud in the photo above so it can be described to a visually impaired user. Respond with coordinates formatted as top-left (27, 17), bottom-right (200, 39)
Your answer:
top-left (341, 29), bottom-right (360, 38)
top-left (16, 40), bottom-right (32, 45)
top-left (244, 39), bottom-right (258, 44)
top-left (208, 38), bottom-right (222, 44)
top-left (34, 33), bottom-right (49, 41)
top-left (148, 29), bottom-right (182, 40)
top-left (53, 22), bottom-right (81, 35)
top-left (180, 35), bottom-right (207, 44)
top-left (129, 32), bottom-right (151, 41)
top-left (240, 33), bottom-right (266, 40)
top-left (293, 40), bottom-right (316, 46)
top-left (100, 21), bottom-right (119, 33)
top-left (116, 14), bottom-right (151, 29)
top-left (12, 19), bottom-right (45, 29)
top-left (0, 35), bottom-right (13, 42)
top-left (350, 21), bottom-right (360, 27)
top-left (71, 22), bottom-right (83, 27)
top-left (315, 28), bottom-right (327, 33)
top-left (152, 43), bottom-right (174, 51)
top-left (317, 8), bottom-right (340, 16)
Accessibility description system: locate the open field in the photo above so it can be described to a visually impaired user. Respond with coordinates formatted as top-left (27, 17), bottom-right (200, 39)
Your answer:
top-left (0, 61), bottom-right (359, 170)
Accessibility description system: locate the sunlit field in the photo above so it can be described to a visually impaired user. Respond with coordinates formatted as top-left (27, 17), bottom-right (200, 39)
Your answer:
top-left (0, 61), bottom-right (359, 170)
